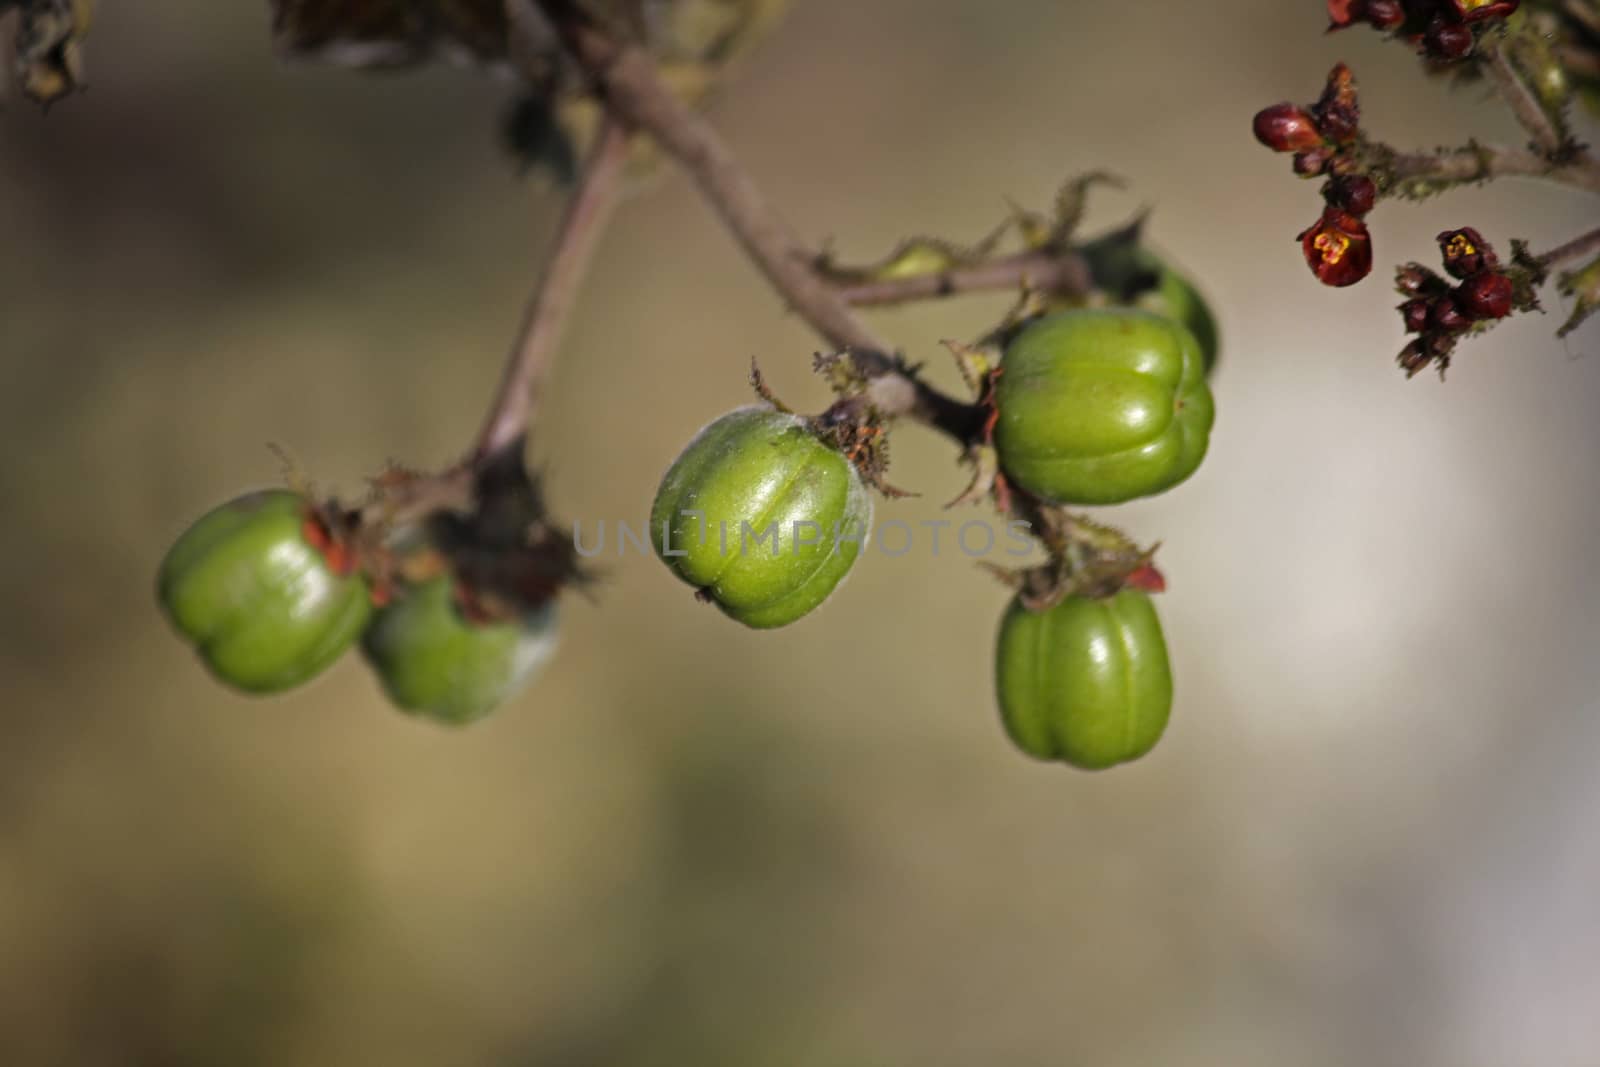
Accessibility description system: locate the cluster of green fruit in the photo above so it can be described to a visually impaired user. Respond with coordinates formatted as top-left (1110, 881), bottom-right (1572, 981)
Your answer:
top-left (652, 302), bottom-right (1215, 770)
top-left (159, 290), bottom-right (1215, 767)
top-left (157, 490), bottom-right (557, 725)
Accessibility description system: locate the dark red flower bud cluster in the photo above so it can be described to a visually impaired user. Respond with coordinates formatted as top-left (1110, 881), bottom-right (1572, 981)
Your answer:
top-left (1394, 228), bottom-right (1519, 377)
top-left (1325, 0), bottom-right (1519, 61)
top-left (1254, 65), bottom-right (1382, 287)
top-left (1251, 63), bottom-right (1359, 170)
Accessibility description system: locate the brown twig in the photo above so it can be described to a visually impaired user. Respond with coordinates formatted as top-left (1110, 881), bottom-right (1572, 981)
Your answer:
top-left (529, 0), bottom-right (984, 444)
top-left (474, 116), bottom-right (630, 460)
top-left (1560, 0), bottom-right (1600, 36)
top-left (365, 86), bottom-right (629, 527)
top-left (1536, 225), bottom-right (1600, 270)
top-left (1479, 35), bottom-right (1567, 158)
top-left (532, 2), bottom-right (879, 351)
top-left (1385, 144), bottom-right (1600, 195)
top-left (834, 248), bottom-right (1092, 308)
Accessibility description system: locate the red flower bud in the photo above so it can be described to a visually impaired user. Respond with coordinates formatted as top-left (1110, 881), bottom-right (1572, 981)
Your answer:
top-left (1450, 0), bottom-right (1519, 22)
top-left (1457, 272), bottom-right (1514, 319)
top-left (1312, 63), bottom-right (1361, 144)
top-left (1428, 296), bottom-right (1470, 332)
top-left (1395, 262), bottom-right (1446, 296)
top-left (1327, 154), bottom-right (1361, 177)
top-left (1398, 339), bottom-right (1432, 377)
top-left (1426, 332), bottom-right (1456, 358)
top-left (1314, 104), bottom-right (1360, 146)
top-left (1327, 0), bottom-right (1365, 29)
top-left (1425, 18), bottom-right (1475, 59)
top-left (1325, 173), bottom-right (1377, 216)
top-left (1294, 146), bottom-right (1333, 176)
top-left (1254, 103), bottom-right (1325, 153)
top-left (1399, 298), bottom-right (1431, 334)
top-left (1437, 226), bottom-right (1498, 278)
top-left (1298, 208), bottom-right (1373, 287)
top-left (1319, 59), bottom-right (1353, 91)
top-left (1365, 0), bottom-right (1407, 28)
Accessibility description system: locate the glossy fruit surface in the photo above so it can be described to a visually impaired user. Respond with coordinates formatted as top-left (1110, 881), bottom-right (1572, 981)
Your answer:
top-left (651, 406), bottom-right (871, 628)
top-left (158, 489), bottom-right (371, 693)
top-left (361, 576), bottom-right (559, 725)
top-left (1132, 249), bottom-right (1220, 375)
top-left (994, 309), bottom-right (1214, 505)
top-left (994, 589), bottom-right (1173, 769)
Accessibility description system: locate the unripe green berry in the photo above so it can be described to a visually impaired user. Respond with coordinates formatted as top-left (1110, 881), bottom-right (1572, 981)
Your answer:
top-left (651, 406), bottom-right (871, 629)
top-left (994, 589), bottom-right (1173, 769)
top-left (1133, 250), bottom-right (1220, 375)
top-left (360, 576), bottom-right (558, 725)
top-left (994, 309), bottom-right (1214, 506)
top-left (157, 489), bottom-right (371, 694)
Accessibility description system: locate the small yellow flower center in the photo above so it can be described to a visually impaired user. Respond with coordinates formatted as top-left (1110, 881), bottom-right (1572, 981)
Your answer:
top-left (1314, 231), bottom-right (1350, 264)
top-left (1446, 234), bottom-right (1477, 258)
top-left (1459, 0), bottom-right (1493, 9)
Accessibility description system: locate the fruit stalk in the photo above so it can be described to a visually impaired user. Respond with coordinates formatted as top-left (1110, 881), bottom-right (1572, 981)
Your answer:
top-left (474, 115), bottom-right (631, 461)
top-left (530, 0), bottom-right (984, 446)
top-left (831, 247), bottom-right (1092, 309)
top-left (1535, 223), bottom-right (1600, 269)
top-left (1478, 33), bottom-right (1568, 159)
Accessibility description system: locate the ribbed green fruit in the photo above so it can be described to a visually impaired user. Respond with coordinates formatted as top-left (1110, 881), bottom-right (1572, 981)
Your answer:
top-left (1134, 251), bottom-right (1220, 375)
top-left (360, 576), bottom-right (559, 726)
top-left (994, 309), bottom-right (1214, 505)
top-left (157, 489), bottom-right (371, 694)
top-left (994, 589), bottom-right (1173, 769)
top-left (651, 406), bottom-right (871, 629)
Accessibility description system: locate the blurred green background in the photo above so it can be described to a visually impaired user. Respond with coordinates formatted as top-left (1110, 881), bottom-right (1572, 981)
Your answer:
top-left (4, 2), bottom-right (1600, 1064)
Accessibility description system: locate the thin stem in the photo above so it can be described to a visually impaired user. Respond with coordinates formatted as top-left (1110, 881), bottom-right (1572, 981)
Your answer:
top-left (1479, 35), bottom-right (1565, 157)
top-left (835, 248), bottom-right (1091, 308)
top-left (531, 0), bottom-right (984, 443)
top-left (474, 116), bottom-right (630, 460)
top-left (533, 2), bottom-right (881, 354)
top-left (1536, 225), bottom-right (1600, 269)
top-left (1386, 144), bottom-right (1600, 195)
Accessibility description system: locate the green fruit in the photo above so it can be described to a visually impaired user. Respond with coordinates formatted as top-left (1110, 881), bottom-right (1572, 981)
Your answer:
top-left (1135, 252), bottom-right (1220, 375)
top-left (994, 589), bottom-right (1173, 769)
top-left (994, 308), bottom-right (1215, 506)
top-left (651, 405), bottom-right (871, 628)
top-left (361, 576), bottom-right (559, 726)
top-left (1076, 235), bottom-right (1219, 376)
top-left (158, 489), bottom-right (371, 694)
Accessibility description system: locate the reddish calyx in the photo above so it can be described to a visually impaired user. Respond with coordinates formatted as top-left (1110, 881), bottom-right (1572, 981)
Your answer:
top-left (1299, 208), bottom-right (1374, 287)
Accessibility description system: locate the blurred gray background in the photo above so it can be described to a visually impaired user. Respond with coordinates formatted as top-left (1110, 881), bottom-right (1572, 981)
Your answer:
top-left (3, 2), bottom-right (1599, 1064)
